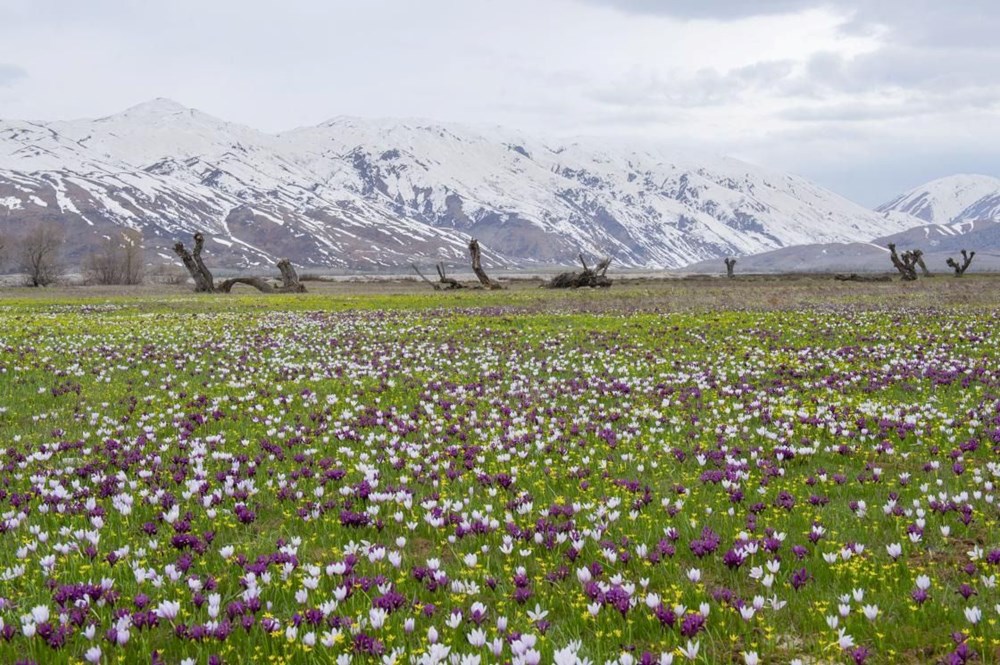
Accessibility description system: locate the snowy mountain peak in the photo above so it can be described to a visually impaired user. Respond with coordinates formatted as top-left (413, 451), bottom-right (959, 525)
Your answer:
top-left (49, 99), bottom-right (272, 168)
top-left (101, 97), bottom-right (193, 120)
top-left (877, 174), bottom-right (1000, 224)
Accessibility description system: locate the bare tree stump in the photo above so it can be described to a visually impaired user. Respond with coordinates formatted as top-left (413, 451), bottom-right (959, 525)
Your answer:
top-left (275, 258), bottom-right (306, 292)
top-left (469, 239), bottom-right (503, 290)
top-left (172, 233), bottom-right (307, 293)
top-left (946, 249), bottom-right (975, 276)
top-left (724, 258), bottom-right (737, 279)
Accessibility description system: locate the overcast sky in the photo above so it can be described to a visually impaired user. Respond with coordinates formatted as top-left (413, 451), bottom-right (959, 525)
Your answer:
top-left (2, 0), bottom-right (998, 205)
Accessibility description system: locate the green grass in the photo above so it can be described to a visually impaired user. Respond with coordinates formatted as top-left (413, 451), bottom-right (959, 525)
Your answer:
top-left (0, 283), bottom-right (997, 664)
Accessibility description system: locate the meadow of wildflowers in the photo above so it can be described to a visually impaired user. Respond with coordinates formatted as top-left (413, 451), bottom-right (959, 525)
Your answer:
top-left (0, 294), bottom-right (998, 664)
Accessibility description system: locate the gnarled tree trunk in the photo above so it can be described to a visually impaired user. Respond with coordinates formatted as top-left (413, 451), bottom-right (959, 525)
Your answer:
top-left (469, 239), bottom-right (503, 290)
top-left (887, 243), bottom-right (919, 281)
top-left (913, 250), bottom-right (931, 277)
top-left (724, 258), bottom-right (737, 279)
top-left (173, 233), bottom-right (215, 292)
top-left (275, 259), bottom-right (306, 292)
top-left (172, 233), bottom-right (306, 293)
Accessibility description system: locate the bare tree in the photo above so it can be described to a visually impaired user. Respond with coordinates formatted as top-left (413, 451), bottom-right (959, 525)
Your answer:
top-left (946, 250), bottom-right (975, 276)
top-left (172, 232), bottom-right (305, 293)
top-left (83, 229), bottom-right (145, 285)
top-left (724, 258), bottom-right (737, 279)
top-left (18, 224), bottom-right (64, 287)
top-left (887, 243), bottom-right (920, 281)
top-left (173, 233), bottom-right (215, 292)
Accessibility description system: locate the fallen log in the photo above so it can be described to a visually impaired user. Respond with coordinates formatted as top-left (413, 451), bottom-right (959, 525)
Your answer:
top-left (545, 254), bottom-right (613, 289)
top-left (834, 273), bottom-right (893, 283)
top-left (434, 263), bottom-right (466, 290)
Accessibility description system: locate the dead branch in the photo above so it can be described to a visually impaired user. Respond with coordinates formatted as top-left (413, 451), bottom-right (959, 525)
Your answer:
top-left (435, 262), bottom-right (466, 289)
top-left (411, 263), bottom-right (441, 290)
top-left (172, 233), bottom-right (306, 293)
top-left (946, 249), bottom-right (975, 276)
top-left (412, 239), bottom-right (502, 291)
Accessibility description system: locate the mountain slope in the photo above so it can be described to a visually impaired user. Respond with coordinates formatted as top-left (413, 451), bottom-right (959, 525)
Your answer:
top-left (0, 99), bottom-right (919, 270)
top-left (876, 174), bottom-right (1000, 224)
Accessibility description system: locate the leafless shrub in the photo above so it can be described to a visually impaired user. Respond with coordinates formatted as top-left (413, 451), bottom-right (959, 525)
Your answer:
top-left (83, 229), bottom-right (145, 285)
top-left (18, 223), bottom-right (65, 287)
top-left (148, 262), bottom-right (189, 285)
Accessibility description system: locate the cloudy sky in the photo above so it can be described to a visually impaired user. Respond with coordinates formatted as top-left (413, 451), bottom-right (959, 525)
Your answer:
top-left (1, 0), bottom-right (998, 204)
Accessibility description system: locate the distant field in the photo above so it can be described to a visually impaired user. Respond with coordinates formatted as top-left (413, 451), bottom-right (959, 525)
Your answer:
top-left (2, 271), bottom-right (1000, 310)
top-left (0, 280), bottom-right (998, 664)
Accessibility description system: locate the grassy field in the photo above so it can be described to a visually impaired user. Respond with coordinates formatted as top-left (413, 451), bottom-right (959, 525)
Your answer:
top-left (0, 277), bottom-right (998, 664)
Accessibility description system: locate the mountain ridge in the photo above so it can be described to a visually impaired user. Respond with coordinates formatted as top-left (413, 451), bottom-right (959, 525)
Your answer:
top-left (0, 98), bottom-right (922, 270)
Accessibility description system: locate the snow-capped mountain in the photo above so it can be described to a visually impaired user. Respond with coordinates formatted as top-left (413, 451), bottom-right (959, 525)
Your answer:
top-left (0, 98), bottom-right (918, 270)
top-left (876, 174), bottom-right (1000, 225)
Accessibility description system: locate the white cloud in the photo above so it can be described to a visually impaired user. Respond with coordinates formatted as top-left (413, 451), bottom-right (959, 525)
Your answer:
top-left (0, 0), bottom-right (997, 204)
